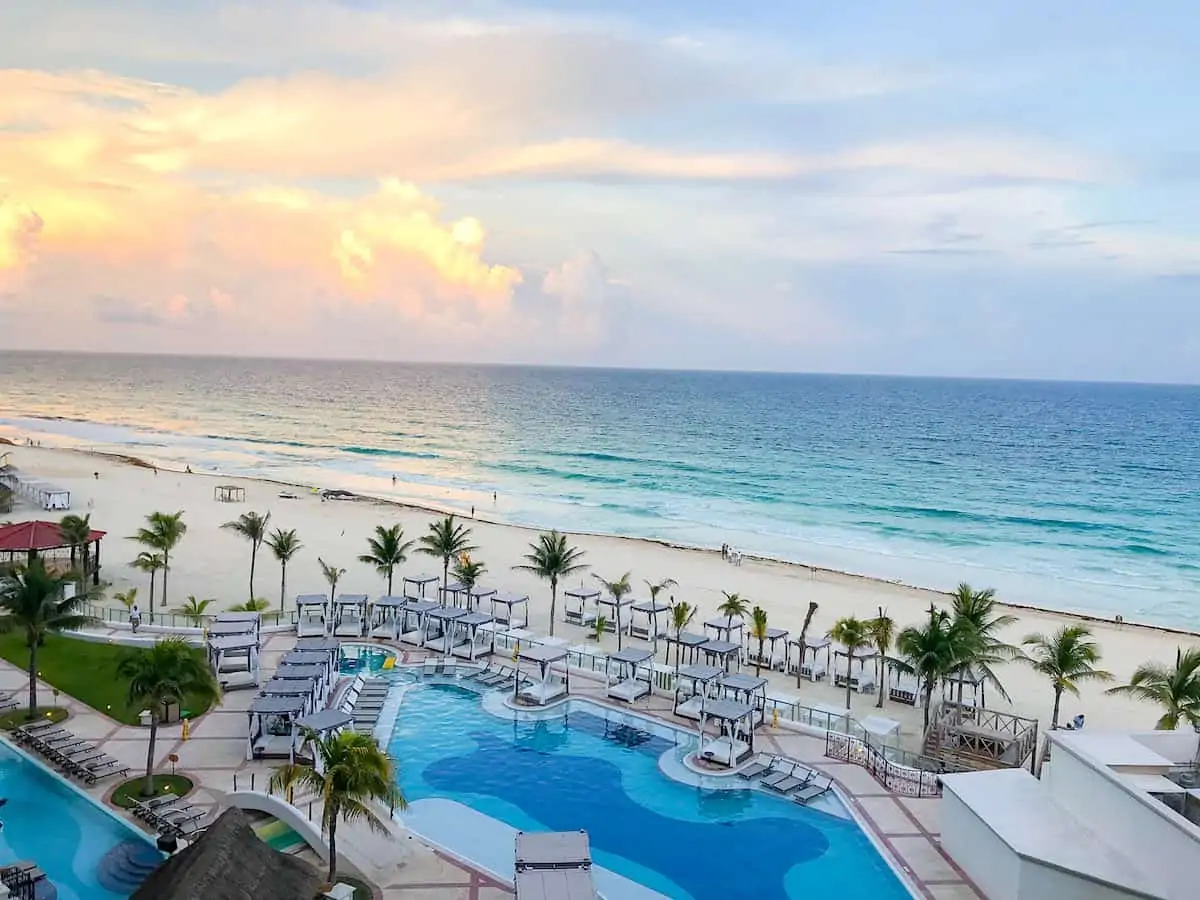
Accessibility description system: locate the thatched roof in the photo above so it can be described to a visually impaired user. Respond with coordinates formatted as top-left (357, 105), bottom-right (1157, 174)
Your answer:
top-left (132, 808), bottom-right (323, 900)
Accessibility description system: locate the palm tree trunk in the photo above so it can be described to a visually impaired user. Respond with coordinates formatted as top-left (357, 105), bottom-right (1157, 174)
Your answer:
top-left (877, 663), bottom-right (886, 708)
top-left (1051, 686), bottom-right (1063, 730)
top-left (249, 544), bottom-right (258, 601)
top-left (616, 604), bottom-right (623, 652)
top-left (161, 550), bottom-right (170, 607)
top-left (386, 567), bottom-right (394, 597)
top-left (795, 644), bottom-right (807, 689)
top-left (326, 808), bottom-right (338, 885)
top-left (923, 681), bottom-right (934, 731)
top-left (549, 581), bottom-right (558, 638)
top-left (844, 656), bottom-right (854, 710)
top-left (27, 637), bottom-right (38, 718)
top-left (442, 557), bottom-right (450, 595)
top-left (142, 713), bottom-right (159, 797)
top-left (279, 562), bottom-right (287, 612)
top-left (148, 570), bottom-right (156, 626)
top-left (756, 637), bottom-right (764, 676)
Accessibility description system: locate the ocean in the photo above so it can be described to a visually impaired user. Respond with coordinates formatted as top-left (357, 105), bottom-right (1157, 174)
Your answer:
top-left (1, 352), bottom-right (1197, 629)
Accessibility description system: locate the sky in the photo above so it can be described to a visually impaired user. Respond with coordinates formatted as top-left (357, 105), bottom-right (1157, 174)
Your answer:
top-left (2, 1), bottom-right (1200, 382)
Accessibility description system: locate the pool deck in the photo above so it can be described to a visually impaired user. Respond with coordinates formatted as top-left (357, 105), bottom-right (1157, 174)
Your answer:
top-left (0, 624), bottom-right (985, 900)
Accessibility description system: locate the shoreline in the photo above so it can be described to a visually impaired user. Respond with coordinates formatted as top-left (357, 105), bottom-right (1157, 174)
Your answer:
top-left (56, 444), bottom-right (1200, 641)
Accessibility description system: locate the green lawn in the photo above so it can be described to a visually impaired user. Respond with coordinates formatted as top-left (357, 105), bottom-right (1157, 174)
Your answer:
top-left (110, 774), bottom-right (194, 808)
top-left (0, 632), bottom-right (216, 725)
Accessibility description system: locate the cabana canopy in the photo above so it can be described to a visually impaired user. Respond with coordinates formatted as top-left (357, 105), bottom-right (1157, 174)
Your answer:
top-left (665, 631), bottom-right (708, 666)
top-left (213, 484), bottom-right (245, 502)
top-left (295, 593), bottom-right (327, 607)
top-left (563, 586), bottom-right (600, 626)
top-left (699, 638), bottom-right (741, 672)
top-left (0, 520), bottom-right (106, 583)
top-left (490, 592), bottom-right (529, 628)
top-left (403, 573), bottom-right (439, 597)
top-left (296, 709), bottom-right (353, 733)
top-left (517, 643), bottom-right (570, 706)
top-left (293, 636), bottom-right (340, 653)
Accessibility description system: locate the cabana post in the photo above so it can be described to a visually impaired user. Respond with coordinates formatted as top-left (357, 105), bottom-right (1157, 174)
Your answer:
top-left (452, 611), bottom-right (496, 661)
top-left (516, 644), bottom-right (570, 706)
top-left (295, 593), bottom-right (329, 637)
top-left (562, 586), bottom-right (600, 626)
top-left (673, 664), bottom-right (723, 720)
top-left (605, 647), bottom-right (653, 703)
top-left (490, 592), bottom-right (530, 629)
top-left (629, 598), bottom-right (670, 650)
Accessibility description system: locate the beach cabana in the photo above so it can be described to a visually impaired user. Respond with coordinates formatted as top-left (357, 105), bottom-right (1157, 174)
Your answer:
top-left (293, 635), bottom-right (340, 669)
top-left (403, 573), bottom-right (439, 598)
top-left (665, 631), bottom-right (708, 667)
top-left (279, 649), bottom-right (337, 693)
top-left (605, 647), bottom-right (653, 703)
top-left (467, 585), bottom-right (497, 612)
top-left (833, 646), bottom-right (878, 694)
top-left (272, 663), bottom-right (330, 708)
top-left (704, 617), bottom-right (744, 645)
top-left (787, 635), bottom-right (831, 682)
top-left (629, 599), bottom-right (670, 649)
top-left (247, 695), bottom-right (307, 761)
top-left (369, 595), bottom-right (407, 640)
top-left (673, 664), bottom-right (724, 720)
top-left (215, 611), bottom-right (262, 642)
top-left (294, 594), bottom-right (328, 637)
top-left (424, 606), bottom-right (467, 655)
top-left (260, 676), bottom-right (320, 715)
top-left (398, 599), bottom-right (439, 646)
top-left (943, 665), bottom-right (988, 708)
top-left (597, 594), bottom-right (633, 634)
top-left (887, 660), bottom-right (924, 707)
top-left (452, 611), bottom-right (496, 661)
top-left (719, 673), bottom-right (768, 727)
top-left (699, 638), bottom-right (741, 673)
top-left (697, 698), bottom-right (756, 768)
top-left (440, 580), bottom-right (467, 607)
top-left (0, 520), bottom-right (106, 585)
top-left (490, 592), bottom-right (530, 628)
top-left (206, 619), bottom-right (257, 640)
top-left (563, 586), bottom-right (600, 626)
top-left (516, 644), bottom-right (570, 706)
top-left (214, 484), bottom-right (245, 503)
top-left (293, 709), bottom-right (353, 770)
top-left (332, 594), bottom-right (368, 637)
top-left (745, 627), bottom-right (789, 672)
top-left (206, 634), bottom-right (260, 690)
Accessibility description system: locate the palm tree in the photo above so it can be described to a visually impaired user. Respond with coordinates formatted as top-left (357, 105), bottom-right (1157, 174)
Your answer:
top-left (117, 637), bottom-right (219, 797)
top-left (794, 601), bottom-right (819, 689)
top-left (130, 551), bottom-right (164, 622)
top-left (1022, 625), bottom-right (1112, 730)
top-left (131, 511), bottom-right (187, 608)
top-left (594, 572), bottom-right (633, 651)
top-left (229, 597), bottom-right (271, 614)
top-left (0, 559), bottom-right (95, 717)
top-left (949, 583), bottom-right (1019, 706)
top-left (1107, 647), bottom-right (1200, 730)
top-left (269, 729), bottom-right (405, 885)
top-left (58, 513), bottom-right (92, 582)
top-left (829, 616), bottom-right (873, 711)
top-left (644, 577), bottom-right (677, 606)
top-left (265, 528), bottom-right (302, 612)
top-left (318, 558), bottom-right (346, 606)
top-left (869, 608), bottom-right (896, 708)
top-left (514, 531), bottom-right (588, 637)
top-left (717, 591), bottom-right (749, 635)
top-left (894, 605), bottom-right (959, 730)
top-left (358, 524), bottom-right (413, 596)
top-left (453, 555), bottom-right (487, 606)
top-left (113, 587), bottom-right (138, 611)
top-left (222, 511), bottom-right (272, 601)
top-left (418, 515), bottom-right (476, 590)
top-left (669, 601), bottom-right (697, 673)
top-left (749, 605), bottom-right (769, 676)
top-left (175, 595), bottom-right (214, 626)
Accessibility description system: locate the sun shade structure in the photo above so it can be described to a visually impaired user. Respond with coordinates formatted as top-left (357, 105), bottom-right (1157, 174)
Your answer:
top-left (403, 573), bottom-right (439, 597)
top-left (490, 591), bottom-right (529, 628)
top-left (629, 598), bottom-right (671, 648)
top-left (787, 634), bottom-right (831, 682)
top-left (833, 646), bottom-right (878, 694)
top-left (665, 631), bottom-right (708, 667)
top-left (452, 611), bottom-right (496, 661)
top-left (131, 807), bottom-right (321, 900)
top-left (697, 697), bottom-right (757, 768)
top-left (605, 647), bottom-right (653, 703)
top-left (0, 467), bottom-right (71, 511)
top-left (719, 673), bottom-right (768, 727)
top-left (398, 598), bottom-right (439, 646)
top-left (369, 595), bottom-right (407, 640)
top-left (247, 694), bottom-right (308, 761)
top-left (424, 606), bottom-right (467, 655)
top-left (272, 662), bottom-right (331, 707)
top-left (745, 626), bottom-right (789, 672)
top-left (294, 593), bottom-right (328, 637)
top-left (0, 519), bottom-right (106, 584)
top-left (673, 664), bottom-right (724, 720)
top-left (206, 634), bottom-right (261, 690)
top-left (704, 616), bottom-right (744, 644)
top-left (516, 644), bottom-right (570, 706)
top-left (212, 484), bottom-right (245, 503)
top-left (332, 594), bottom-right (368, 638)
top-left (596, 594), bottom-right (633, 635)
top-left (699, 639), bottom-right (741, 673)
top-left (440, 580), bottom-right (467, 607)
top-left (514, 830), bottom-right (597, 900)
top-left (562, 586), bottom-right (600, 626)
top-left (214, 611), bottom-right (262, 641)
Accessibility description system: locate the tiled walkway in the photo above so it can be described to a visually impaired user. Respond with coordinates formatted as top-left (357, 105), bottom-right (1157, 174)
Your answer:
top-left (4, 624), bottom-right (983, 899)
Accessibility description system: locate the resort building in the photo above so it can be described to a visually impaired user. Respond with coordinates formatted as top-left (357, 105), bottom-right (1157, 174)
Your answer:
top-left (940, 729), bottom-right (1200, 900)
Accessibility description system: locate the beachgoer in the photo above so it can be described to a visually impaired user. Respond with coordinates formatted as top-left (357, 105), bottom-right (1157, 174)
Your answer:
top-left (392, 475), bottom-right (397, 486)
top-left (186, 465), bottom-right (192, 474)
top-left (130, 604), bottom-right (141, 633)
top-left (1072, 713), bottom-right (1085, 730)
top-left (471, 505), bottom-right (475, 517)
top-left (93, 471), bottom-right (99, 480)
top-left (493, 491), bottom-right (497, 503)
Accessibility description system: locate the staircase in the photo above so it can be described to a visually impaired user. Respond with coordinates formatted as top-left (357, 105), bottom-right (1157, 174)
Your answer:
top-left (95, 841), bottom-right (162, 895)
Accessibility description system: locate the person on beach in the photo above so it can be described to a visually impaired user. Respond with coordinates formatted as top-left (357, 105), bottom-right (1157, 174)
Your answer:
top-left (392, 475), bottom-right (397, 486)
top-left (471, 505), bottom-right (476, 517)
top-left (130, 603), bottom-right (141, 633)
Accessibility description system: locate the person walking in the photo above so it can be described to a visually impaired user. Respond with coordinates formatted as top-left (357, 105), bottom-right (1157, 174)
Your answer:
top-left (129, 603), bottom-right (142, 633)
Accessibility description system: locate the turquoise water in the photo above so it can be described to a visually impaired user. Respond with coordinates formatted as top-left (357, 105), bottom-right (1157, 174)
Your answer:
top-left (338, 645), bottom-right (397, 673)
top-left (387, 680), bottom-right (909, 900)
top-left (0, 741), bottom-right (158, 899)
top-left (1, 352), bottom-right (1198, 627)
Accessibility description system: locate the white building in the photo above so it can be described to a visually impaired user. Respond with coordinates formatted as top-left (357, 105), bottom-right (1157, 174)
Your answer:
top-left (940, 730), bottom-right (1199, 900)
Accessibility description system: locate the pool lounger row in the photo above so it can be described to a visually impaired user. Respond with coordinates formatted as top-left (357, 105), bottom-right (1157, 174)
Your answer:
top-left (0, 861), bottom-right (48, 891)
top-left (133, 796), bottom-right (211, 835)
top-left (13, 724), bottom-right (130, 783)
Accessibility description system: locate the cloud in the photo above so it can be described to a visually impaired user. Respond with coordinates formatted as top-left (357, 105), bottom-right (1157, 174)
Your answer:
top-left (0, 199), bottom-right (44, 286)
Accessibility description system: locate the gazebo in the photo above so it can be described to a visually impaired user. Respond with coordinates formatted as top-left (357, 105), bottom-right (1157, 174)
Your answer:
top-left (259, 676), bottom-right (320, 715)
top-left (719, 673), bottom-right (768, 726)
top-left (665, 630), bottom-right (707, 667)
top-left (206, 634), bottom-right (260, 690)
top-left (452, 611), bottom-right (496, 661)
top-left (787, 634), bottom-right (831, 682)
top-left (294, 594), bottom-right (328, 637)
top-left (213, 485), bottom-right (245, 503)
top-left (403, 573), bottom-right (439, 598)
top-left (214, 611), bottom-right (261, 642)
top-left (673, 664), bottom-right (724, 720)
top-left (563, 586), bottom-right (600, 626)
top-left (440, 580), bottom-right (467, 607)
top-left (0, 520), bottom-right (106, 585)
top-left (703, 617), bottom-right (744, 644)
top-left (398, 599), bottom-right (439, 646)
top-left (699, 638), bottom-right (741, 673)
top-left (605, 647), bottom-right (653, 703)
top-left (278, 649), bottom-right (338, 693)
top-left (745, 627), bottom-right (789, 672)
top-left (332, 594), bottom-right (368, 637)
top-left (516, 644), bottom-right (570, 706)
top-left (597, 593), bottom-right (633, 635)
top-left (424, 607), bottom-right (467, 655)
top-left (467, 585), bottom-right (497, 611)
top-left (629, 598), bottom-right (671, 649)
top-left (490, 592), bottom-right (529, 628)
top-left (369, 595), bottom-right (407, 640)
top-left (833, 646), bottom-right (878, 695)
top-left (697, 698), bottom-right (757, 768)
top-left (247, 695), bottom-right (307, 761)
top-left (272, 663), bottom-right (331, 708)
top-left (293, 709), bottom-right (354, 769)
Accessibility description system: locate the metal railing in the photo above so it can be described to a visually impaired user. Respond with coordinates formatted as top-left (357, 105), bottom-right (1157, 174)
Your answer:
top-left (825, 731), bottom-right (943, 797)
top-left (79, 601), bottom-right (298, 630)
top-left (232, 770), bottom-right (401, 819)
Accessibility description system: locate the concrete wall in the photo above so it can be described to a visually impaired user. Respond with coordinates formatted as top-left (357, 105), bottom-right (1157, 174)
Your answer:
top-left (1020, 862), bottom-right (1151, 900)
top-left (1044, 748), bottom-right (1194, 899)
top-left (225, 790), bottom-right (329, 862)
top-left (940, 790), bottom-right (1021, 900)
top-left (1130, 731), bottom-right (1199, 765)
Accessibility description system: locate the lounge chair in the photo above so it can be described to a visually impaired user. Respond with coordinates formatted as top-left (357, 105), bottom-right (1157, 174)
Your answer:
top-left (765, 768), bottom-right (814, 795)
top-left (64, 751), bottom-right (108, 774)
top-left (49, 742), bottom-right (95, 763)
top-left (14, 720), bottom-right (59, 740)
top-left (739, 755), bottom-right (778, 780)
top-left (793, 776), bottom-right (834, 805)
top-left (21, 726), bottom-right (67, 747)
top-left (133, 796), bottom-right (186, 820)
top-left (462, 662), bottom-right (494, 681)
top-left (758, 763), bottom-right (797, 789)
top-left (82, 760), bottom-right (130, 784)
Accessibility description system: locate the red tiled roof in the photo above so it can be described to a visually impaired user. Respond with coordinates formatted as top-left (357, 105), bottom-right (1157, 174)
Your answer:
top-left (0, 520), bottom-right (106, 552)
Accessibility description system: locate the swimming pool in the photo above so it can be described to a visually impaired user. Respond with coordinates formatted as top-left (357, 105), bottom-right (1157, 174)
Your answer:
top-left (338, 644), bottom-right (398, 674)
top-left (0, 740), bottom-right (161, 899)
top-left (385, 678), bottom-right (911, 900)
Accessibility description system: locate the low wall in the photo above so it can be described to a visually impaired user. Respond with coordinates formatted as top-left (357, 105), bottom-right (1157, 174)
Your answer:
top-left (224, 790), bottom-right (330, 862)
top-left (64, 629), bottom-right (205, 649)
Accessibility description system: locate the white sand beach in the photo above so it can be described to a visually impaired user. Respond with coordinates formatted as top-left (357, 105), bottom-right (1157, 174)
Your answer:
top-left (5, 445), bottom-right (1197, 744)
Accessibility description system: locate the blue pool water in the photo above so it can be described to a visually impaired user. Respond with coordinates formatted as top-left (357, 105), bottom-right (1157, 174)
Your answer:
top-left (387, 681), bottom-right (909, 900)
top-left (338, 645), bottom-right (397, 674)
top-left (0, 741), bottom-right (160, 899)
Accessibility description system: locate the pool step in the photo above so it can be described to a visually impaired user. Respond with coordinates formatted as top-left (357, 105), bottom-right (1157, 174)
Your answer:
top-left (95, 840), bottom-right (163, 894)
